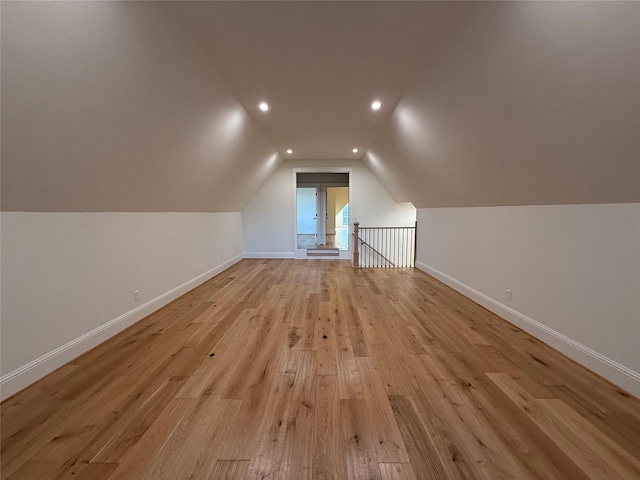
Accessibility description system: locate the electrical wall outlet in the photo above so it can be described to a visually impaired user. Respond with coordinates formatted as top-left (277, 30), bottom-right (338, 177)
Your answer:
top-left (134, 290), bottom-right (141, 302)
top-left (505, 289), bottom-right (512, 301)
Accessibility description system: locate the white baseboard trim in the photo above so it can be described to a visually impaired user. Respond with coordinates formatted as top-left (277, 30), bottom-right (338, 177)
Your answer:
top-left (0, 254), bottom-right (243, 401)
top-left (415, 261), bottom-right (640, 398)
top-left (243, 252), bottom-right (295, 259)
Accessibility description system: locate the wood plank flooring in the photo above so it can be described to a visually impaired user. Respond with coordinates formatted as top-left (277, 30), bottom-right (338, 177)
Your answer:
top-left (2, 259), bottom-right (639, 479)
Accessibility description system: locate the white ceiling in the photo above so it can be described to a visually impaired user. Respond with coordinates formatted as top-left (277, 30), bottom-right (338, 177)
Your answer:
top-left (2, 1), bottom-right (638, 211)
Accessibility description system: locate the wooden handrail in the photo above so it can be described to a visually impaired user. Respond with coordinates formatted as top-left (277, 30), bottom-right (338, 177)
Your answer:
top-left (357, 236), bottom-right (396, 267)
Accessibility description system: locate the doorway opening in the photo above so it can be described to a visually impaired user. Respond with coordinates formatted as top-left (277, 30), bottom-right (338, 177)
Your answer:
top-left (295, 172), bottom-right (350, 251)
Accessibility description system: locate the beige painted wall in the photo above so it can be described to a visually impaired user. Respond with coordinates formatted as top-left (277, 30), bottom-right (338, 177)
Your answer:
top-left (327, 187), bottom-right (349, 234)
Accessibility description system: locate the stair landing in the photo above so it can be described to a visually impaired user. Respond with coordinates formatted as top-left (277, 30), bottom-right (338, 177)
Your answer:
top-left (307, 248), bottom-right (340, 256)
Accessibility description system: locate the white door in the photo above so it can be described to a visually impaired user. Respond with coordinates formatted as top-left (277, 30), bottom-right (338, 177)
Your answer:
top-left (296, 188), bottom-right (316, 234)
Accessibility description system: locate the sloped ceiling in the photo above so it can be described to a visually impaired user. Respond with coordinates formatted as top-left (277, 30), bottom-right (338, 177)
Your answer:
top-left (365, 1), bottom-right (640, 207)
top-left (169, 1), bottom-right (465, 161)
top-left (2, 1), bottom-right (638, 212)
top-left (1, 1), bottom-right (278, 212)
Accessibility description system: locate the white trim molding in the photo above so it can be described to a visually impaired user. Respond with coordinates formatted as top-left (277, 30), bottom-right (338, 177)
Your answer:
top-left (291, 167), bottom-right (354, 262)
top-left (416, 261), bottom-right (640, 398)
top-left (243, 252), bottom-right (295, 259)
top-left (0, 254), bottom-right (243, 401)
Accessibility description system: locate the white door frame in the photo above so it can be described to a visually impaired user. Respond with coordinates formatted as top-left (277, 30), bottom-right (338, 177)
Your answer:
top-left (292, 167), bottom-right (353, 259)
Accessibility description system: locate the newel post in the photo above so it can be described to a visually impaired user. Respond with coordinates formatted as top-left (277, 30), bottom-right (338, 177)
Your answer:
top-left (413, 220), bottom-right (418, 267)
top-left (353, 222), bottom-right (360, 268)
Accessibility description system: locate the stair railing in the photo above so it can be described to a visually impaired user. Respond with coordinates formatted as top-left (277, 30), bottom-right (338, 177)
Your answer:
top-left (352, 221), bottom-right (417, 268)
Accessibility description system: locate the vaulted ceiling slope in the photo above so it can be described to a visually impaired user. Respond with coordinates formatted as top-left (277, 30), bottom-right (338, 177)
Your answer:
top-left (2, 2), bottom-right (638, 212)
top-left (168, 1), bottom-right (465, 161)
top-left (170, 1), bottom-right (639, 207)
top-left (1, 1), bottom-right (278, 212)
top-left (365, 1), bottom-right (640, 207)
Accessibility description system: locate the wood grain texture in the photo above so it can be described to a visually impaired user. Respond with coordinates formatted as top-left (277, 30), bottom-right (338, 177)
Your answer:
top-left (2, 259), bottom-right (639, 479)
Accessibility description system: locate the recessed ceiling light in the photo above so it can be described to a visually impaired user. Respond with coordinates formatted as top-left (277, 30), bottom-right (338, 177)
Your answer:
top-left (371, 100), bottom-right (382, 111)
top-left (258, 102), bottom-right (270, 112)
top-left (352, 148), bottom-right (359, 153)
top-left (286, 149), bottom-right (293, 154)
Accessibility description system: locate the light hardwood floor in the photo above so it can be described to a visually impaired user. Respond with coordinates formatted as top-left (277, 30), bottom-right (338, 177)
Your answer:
top-left (2, 259), bottom-right (639, 480)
